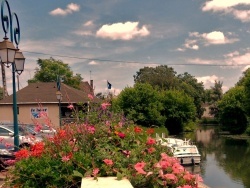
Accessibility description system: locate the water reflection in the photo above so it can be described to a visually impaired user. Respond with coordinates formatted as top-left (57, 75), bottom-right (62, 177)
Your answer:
top-left (179, 126), bottom-right (250, 188)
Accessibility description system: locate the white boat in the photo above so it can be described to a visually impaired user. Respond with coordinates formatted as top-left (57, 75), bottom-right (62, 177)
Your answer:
top-left (172, 144), bottom-right (201, 165)
top-left (156, 133), bottom-right (201, 165)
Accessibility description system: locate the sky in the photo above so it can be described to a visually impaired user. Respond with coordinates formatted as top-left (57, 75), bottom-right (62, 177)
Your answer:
top-left (1, 0), bottom-right (250, 95)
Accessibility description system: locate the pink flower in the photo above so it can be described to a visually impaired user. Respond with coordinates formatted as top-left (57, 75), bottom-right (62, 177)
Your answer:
top-left (122, 150), bottom-right (131, 158)
top-left (67, 104), bottom-right (74, 110)
top-left (88, 94), bottom-right (94, 100)
top-left (4, 159), bottom-right (16, 166)
top-left (103, 159), bottom-right (113, 166)
top-left (196, 174), bottom-right (203, 182)
top-left (163, 173), bottom-right (177, 183)
top-left (92, 168), bottom-right (99, 177)
top-left (147, 147), bottom-right (156, 153)
top-left (5, 142), bottom-right (13, 148)
top-left (146, 137), bottom-right (156, 145)
top-left (134, 162), bottom-right (147, 175)
top-left (177, 185), bottom-right (192, 188)
top-left (101, 102), bottom-right (111, 110)
top-left (0, 138), bottom-right (4, 142)
top-left (61, 155), bottom-right (70, 162)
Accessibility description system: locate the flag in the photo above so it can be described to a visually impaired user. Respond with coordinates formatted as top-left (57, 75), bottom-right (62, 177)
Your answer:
top-left (107, 81), bottom-right (112, 89)
top-left (57, 75), bottom-right (61, 91)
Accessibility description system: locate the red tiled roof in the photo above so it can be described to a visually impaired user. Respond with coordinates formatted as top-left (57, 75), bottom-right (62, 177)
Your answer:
top-left (0, 82), bottom-right (95, 104)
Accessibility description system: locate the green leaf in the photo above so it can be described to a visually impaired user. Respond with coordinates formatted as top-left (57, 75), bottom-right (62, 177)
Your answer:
top-left (72, 170), bottom-right (83, 178)
top-left (116, 172), bottom-right (123, 180)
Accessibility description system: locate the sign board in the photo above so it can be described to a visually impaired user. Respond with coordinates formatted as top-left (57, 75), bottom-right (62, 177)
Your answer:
top-left (30, 107), bottom-right (48, 119)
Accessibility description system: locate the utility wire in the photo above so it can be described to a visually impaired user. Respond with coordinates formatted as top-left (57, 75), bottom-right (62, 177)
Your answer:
top-left (23, 50), bottom-right (249, 67)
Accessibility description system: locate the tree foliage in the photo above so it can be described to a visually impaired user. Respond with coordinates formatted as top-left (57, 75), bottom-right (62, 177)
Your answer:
top-left (133, 65), bottom-right (178, 90)
top-left (207, 80), bottom-right (223, 118)
top-left (218, 86), bottom-right (247, 134)
top-left (160, 90), bottom-right (196, 135)
top-left (113, 83), bottom-right (196, 134)
top-left (133, 66), bottom-right (205, 118)
top-left (113, 83), bottom-right (165, 127)
top-left (28, 58), bottom-right (83, 89)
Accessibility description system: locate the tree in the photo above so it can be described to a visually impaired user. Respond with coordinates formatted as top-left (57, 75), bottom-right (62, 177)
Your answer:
top-left (112, 83), bottom-right (165, 127)
top-left (208, 80), bottom-right (223, 118)
top-left (28, 58), bottom-right (83, 89)
top-left (133, 65), bottom-right (178, 90)
top-left (177, 72), bottom-right (205, 118)
top-left (218, 86), bottom-right (247, 134)
top-left (160, 90), bottom-right (196, 135)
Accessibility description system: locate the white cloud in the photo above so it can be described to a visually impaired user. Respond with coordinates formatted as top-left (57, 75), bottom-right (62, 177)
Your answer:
top-left (180, 31), bottom-right (238, 50)
top-left (89, 61), bottom-right (99, 65)
top-left (202, 0), bottom-right (250, 22)
top-left (196, 75), bottom-right (225, 90)
top-left (84, 21), bottom-right (94, 27)
top-left (226, 52), bottom-right (250, 65)
top-left (96, 22), bottom-right (150, 40)
top-left (50, 3), bottom-right (80, 16)
top-left (187, 58), bottom-right (217, 65)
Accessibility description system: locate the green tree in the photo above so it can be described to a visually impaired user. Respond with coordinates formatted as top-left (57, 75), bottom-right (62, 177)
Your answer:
top-left (28, 57), bottom-right (83, 89)
top-left (177, 72), bottom-right (205, 118)
top-left (218, 86), bottom-right (247, 134)
top-left (112, 83), bottom-right (165, 127)
top-left (133, 65), bottom-right (178, 90)
top-left (160, 90), bottom-right (196, 135)
top-left (209, 80), bottom-right (223, 118)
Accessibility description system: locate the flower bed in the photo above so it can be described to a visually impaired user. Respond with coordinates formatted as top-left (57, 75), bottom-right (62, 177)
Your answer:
top-left (5, 98), bottom-right (202, 188)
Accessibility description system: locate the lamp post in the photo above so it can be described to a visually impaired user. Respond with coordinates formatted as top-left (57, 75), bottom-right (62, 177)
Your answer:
top-left (0, 0), bottom-right (25, 151)
top-left (56, 90), bottom-right (62, 127)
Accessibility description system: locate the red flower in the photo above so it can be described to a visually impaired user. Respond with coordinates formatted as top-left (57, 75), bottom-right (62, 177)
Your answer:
top-left (146, 137), bottom-right (156, 145)
top-left (15, 148), bottom-right (29, 160)
top-left (146, 128), bottom-right (154, 135)
top-left (118, 132), bottom-right (126, 139)
top-left (134, 126), bottom-right (142, 133)
top-left (31, 142), bottom-right (44, 157)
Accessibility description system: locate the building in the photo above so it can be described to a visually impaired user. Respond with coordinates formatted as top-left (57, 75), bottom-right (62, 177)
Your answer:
top-left (0, 81), bottom-right (95, 127)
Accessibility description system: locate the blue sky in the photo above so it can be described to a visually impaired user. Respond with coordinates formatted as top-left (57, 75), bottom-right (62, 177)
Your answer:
top-left (2, 0), bottom-right (250, 95)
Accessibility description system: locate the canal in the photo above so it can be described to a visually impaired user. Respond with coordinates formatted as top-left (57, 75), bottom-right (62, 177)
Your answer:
top-left (178, 126), bottom-right (250, 188)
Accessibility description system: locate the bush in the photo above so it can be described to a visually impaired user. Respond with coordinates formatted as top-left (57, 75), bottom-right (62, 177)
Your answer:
top-left (6, 97), bottom-right (202, 188)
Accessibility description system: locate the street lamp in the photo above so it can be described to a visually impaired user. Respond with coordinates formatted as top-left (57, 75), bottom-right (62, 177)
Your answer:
top-left (0, 0), bottom-right (25, 151)
top-left (56, 90), bottom-right (62, 127)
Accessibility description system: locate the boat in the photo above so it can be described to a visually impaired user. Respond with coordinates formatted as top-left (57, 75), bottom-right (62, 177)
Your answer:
top-left (172, 143), bottom-right (201, 165)
top-left (156, 133), bottom-right (201, 165)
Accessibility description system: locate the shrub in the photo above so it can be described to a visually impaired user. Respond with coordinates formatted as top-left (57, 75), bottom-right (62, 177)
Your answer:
top-left (6, 97), bottom-right (202, 188)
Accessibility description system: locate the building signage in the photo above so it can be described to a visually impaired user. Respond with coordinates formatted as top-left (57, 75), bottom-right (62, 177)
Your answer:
top-left (30, 107), bottom-right (48, 119)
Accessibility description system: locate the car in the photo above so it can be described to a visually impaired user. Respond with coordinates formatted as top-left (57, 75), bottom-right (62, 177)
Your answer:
top-left (0, 143), bottom-right (15, 170)
top-left (0, 123), bottom-right (43, 148)
top-left (25, 124), bottom-right (56, 136)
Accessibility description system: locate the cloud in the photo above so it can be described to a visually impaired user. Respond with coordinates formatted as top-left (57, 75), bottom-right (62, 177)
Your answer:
top-left (179, 31), bottom-right (238, 51)
top-left (202, 0), bottom-right (250, 22)
top-left (196, 75), bottom-right (225, 90)
top-left (96, 22), bottom-right (150, 40)
top-left (88, 61), bottom-right (99, 65)
top-left (50, 3), bottom-right (80, 16)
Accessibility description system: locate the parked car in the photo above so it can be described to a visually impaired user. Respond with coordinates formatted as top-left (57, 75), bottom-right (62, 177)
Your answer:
top-left (0, 124), bottom-right (43, 148)
top-left (0, 143), bottom-right (14, 169)
top-left (25, 124), bottom-right (56, 136)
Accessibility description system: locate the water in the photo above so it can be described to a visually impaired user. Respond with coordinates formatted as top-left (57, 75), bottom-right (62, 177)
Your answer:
top-left (179, 126), bottom-right (250, 188)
